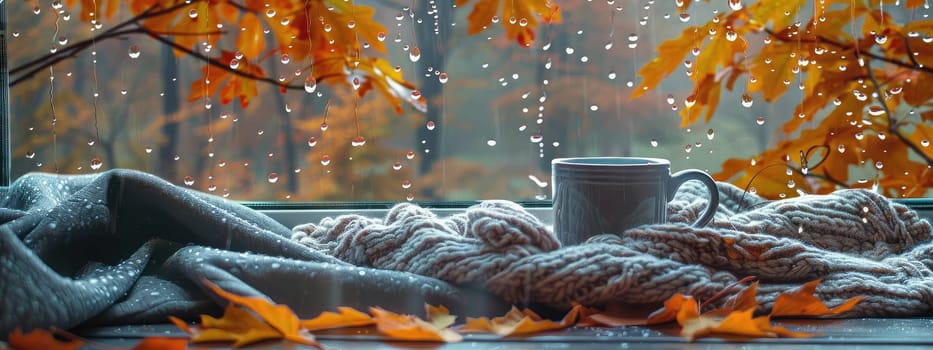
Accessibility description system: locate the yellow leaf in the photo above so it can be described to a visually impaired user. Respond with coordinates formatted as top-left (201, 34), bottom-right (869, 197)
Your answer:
top-left (771, 280), bottom-right (863, 317)
top-left (300, 306), bottom-right (375, 331)
top-left (236, 12), bottom-right (266, 60)
top-left (645, 294), bottom-right (698, 325)
top-left (369, 307), bottom-right (463, 342)
top-left (460, 305), bottom-right (581, 336)
top-left (632, 24), bottom-right (711, 99)
top-left (748, 0), bottom-right (806, 30)
top-left (427, 305), bottom-right (457, 329)
top-left (748, 42), bottom-right (798, 102)
top-left (202, 281), bottom-right (320, 347)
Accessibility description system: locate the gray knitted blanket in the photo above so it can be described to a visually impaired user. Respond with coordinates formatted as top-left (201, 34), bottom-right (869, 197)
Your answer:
top-left (292, 181), bottom-right (933, 316)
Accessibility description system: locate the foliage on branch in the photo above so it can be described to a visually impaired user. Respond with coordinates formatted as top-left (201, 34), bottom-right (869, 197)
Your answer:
top-left (634, 0), bottom-right (933, 198)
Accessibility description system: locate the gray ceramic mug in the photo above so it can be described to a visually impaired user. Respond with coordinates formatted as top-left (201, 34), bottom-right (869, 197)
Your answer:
top-left (551, 157), bottom-right (720, 245)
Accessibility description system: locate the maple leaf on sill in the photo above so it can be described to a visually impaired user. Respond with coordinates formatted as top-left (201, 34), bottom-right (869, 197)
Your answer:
top-left (300, 306), bottom-right (375, 331)
top-left (771, 280), bottom-right (863, 317)
top-left (459, 304), bottom-right (582, 336)
top-left (170, 280), bottom-right (320, 348)
top-left (369, 305), bottom-right (463, 342)
top-left (6, 329), bottom-right (83, 350)
top-left (645, 293), bottom-right (700, 326)
top-left (681, 309), bottom-right (812, 341)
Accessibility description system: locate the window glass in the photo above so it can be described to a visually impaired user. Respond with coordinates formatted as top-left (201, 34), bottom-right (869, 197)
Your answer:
top-left (7, 0), bottom-right (932, 202)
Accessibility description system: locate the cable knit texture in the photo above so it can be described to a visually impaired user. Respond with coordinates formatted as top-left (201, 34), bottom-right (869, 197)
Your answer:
top-left (292, 181), bottom-right (933, 316)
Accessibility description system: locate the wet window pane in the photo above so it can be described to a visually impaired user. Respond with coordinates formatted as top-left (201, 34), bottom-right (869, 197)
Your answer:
top-left (7, 1), bottom-right (933, 201)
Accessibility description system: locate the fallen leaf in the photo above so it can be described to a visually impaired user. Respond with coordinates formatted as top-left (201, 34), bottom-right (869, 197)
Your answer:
top-left (170, 305), bottom-right (283, 347)
top-left (645, 294), bottom-right (699, 325)
top-left (169, 281), bottom-right (320, 348)
top-left (771, 280), bottom-right (863, 317)
top-left (459, 305), bottom-right (581, 336)
top-left (300, 306), bottom-right (375, 331)
top-left (129, 337), bottom-right (189, 350)
top-left (369, 307), bottom-right (463, 342)
top-left (682, 309), bottom-right (815, 341)
top-left (6, 329), bottom-right (83, 350)
top-left (708, 281), bottom-right (760, 316)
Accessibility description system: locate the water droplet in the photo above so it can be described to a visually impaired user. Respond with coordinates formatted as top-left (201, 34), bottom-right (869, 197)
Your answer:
top-left (280, 53), bottom-right (291, 64)
top-left (320, 122), bottom-right (329, 131)
top-left (347, 19), bottom-right (356, 29)
top-left (304, 76), bottom-right (317, 93)
top-left (867, 105), bottom-right (885, 116)
top-left (530, 134), bottom-right (543, 143)
top-left (837, 144), bottom-right (846, 153)
top-left (228, 58), bottom-right (240, 69)
top-left (184, 176), bottom-right (195, 186)
top-left (25, 150), bottom-right (35, 159)
top-left (406, 193), bottom-right (415, 201)
top-left (392, 161), bottom-right (403, 170)
top-left (406, 151), bottom-right (416, 160)
top-left (725, 31), bottom-right (738, 41)
top-left (922, 140), bottom-right (930, 147)
top-left (409, 47), bottom-right (421, 62)
top-left (321, 155), bottom-right (331, 166)
top-left (188, 9), bottom-right (198, 19)
top-left (90, 157), bottom-right (103, 170)
top-left (307, 137), bottom-right (318, 147)
top-left (679, 13), bottom-right (691, 22)
top-left (650, 139), bottom-right (658, 147)
top-left (787, 179), bottom-right (796, 188)
top-left (875, 161), bottom-right (884, 170)
top-left (684, 95), bottom-right (697, 108)
top-left (128, 45), bottom-right (141, 59)
top-left (266, 172), bottom-right (279, 183)
top-left (265, 8), bottom-right (277, 18)
top-left (411, 90), bottom-right (422, 99)
top-left (728, 0), bottom-right (743, 10)
top-left (855, 132), bottom-right (864, 140)
top-left (684, 144), bottom-right (693, 153)
top-left (740, 94), bottom-right (753, 108)
top-left (874, 35), bottom-right (887, 45)
top-left (438, 72), bottom-right (448, 84)
top-left (487, 139), bottom-right (497, 147)
top-left (377, 32), bottom-right (387, 42)
top-left (589, 104), bottom-right (599, 111)
top-left (756, 116), bottom-right (766, 125)
top-left (351, 136), bottom-right (366, 147)
top-left (402, 180), bottom-right (412, 189)
top-left (706, 128), bottom-right (715, 140)
top-left (145, 148), bottom-right (153, 154)
top-left (426, 121), bottom-right (436, 130)
top-left (607, 71), bottom-right (617, 80)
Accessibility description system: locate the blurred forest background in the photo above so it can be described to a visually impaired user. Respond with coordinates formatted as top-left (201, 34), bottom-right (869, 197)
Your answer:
top-left (7, 0), bottom-right (927, 201)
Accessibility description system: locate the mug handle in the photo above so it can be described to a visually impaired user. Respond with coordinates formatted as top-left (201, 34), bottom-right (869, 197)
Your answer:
top-left (668, 170), bottom-right (720, 227)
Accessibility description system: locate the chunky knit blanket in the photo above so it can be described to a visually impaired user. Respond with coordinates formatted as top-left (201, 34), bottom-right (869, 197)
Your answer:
top-left (293, 180), bottom-right (933, 316)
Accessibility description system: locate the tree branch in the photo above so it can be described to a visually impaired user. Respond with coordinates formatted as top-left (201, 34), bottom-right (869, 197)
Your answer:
top-left (862, 58), bottom-right (933, 166)
top-left (764, 28), bottom-right (933, 75)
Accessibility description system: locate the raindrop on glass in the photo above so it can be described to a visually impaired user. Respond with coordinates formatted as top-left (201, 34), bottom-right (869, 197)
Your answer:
top-left (25, 150), bottom-right (35, 159)
top-left (406, 151), bottom-right (416, 160)
top-left (740, 94), bottom-right (753, 108)
top-left (307, 136), bottom-right (318, 147)
top-left (650, 139), bottom-right (658, 147)
top-left (90, 157), bottom-right (103, 170)
top-left (426, 121), bottom-right (436, 130)
top-left (351, 136), bottom-right (367, 147)
top-left (756, 116), bottom-right (765, 125)
top-left (530, 134), bottom-right (543, 143)
top-left (402, 180), bottom-right (412, 189)
top-left (128, 45), bottom-right (141, 59)
top-left (188, 9), bottom-right (198, 19)
top-left (392, 161), bottom-right (403, 170)
top-left (267, 173), bottom-right (279, 183)
top-left (304, 76), bottom-right (317, 93)
top-left (321, 155), bottom-right (331, 166)
top-left (487, 139), bottom-right (497, 147)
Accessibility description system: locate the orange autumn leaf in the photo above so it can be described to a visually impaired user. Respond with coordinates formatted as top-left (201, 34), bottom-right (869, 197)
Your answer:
top-left (170, 305), bottom-right (284, 347)
top-left (300, 306), bottom-right (375, 331)
top-left (129, 337), bottom-right (190, 350)
top-left (188, 51), bottom-right (264, 109)
top-left (645, 293), bottom-right (699, 325)
top-left (456, 0), bottom-right (561, 47)
top-left (168, 281), bottom-right (319, 348)
top-left (6, 329), bottom-right (83, 350)
top-left (459, 304), bottom-right (582, 336)
top-left (369, 306), bottom-right (462, 342)
top-left (681, 309), bottom-right (813, 341)
top-left (709, 281), bottom-right (760, 315)
top-left (771, 280), bottom-right (864, 317)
